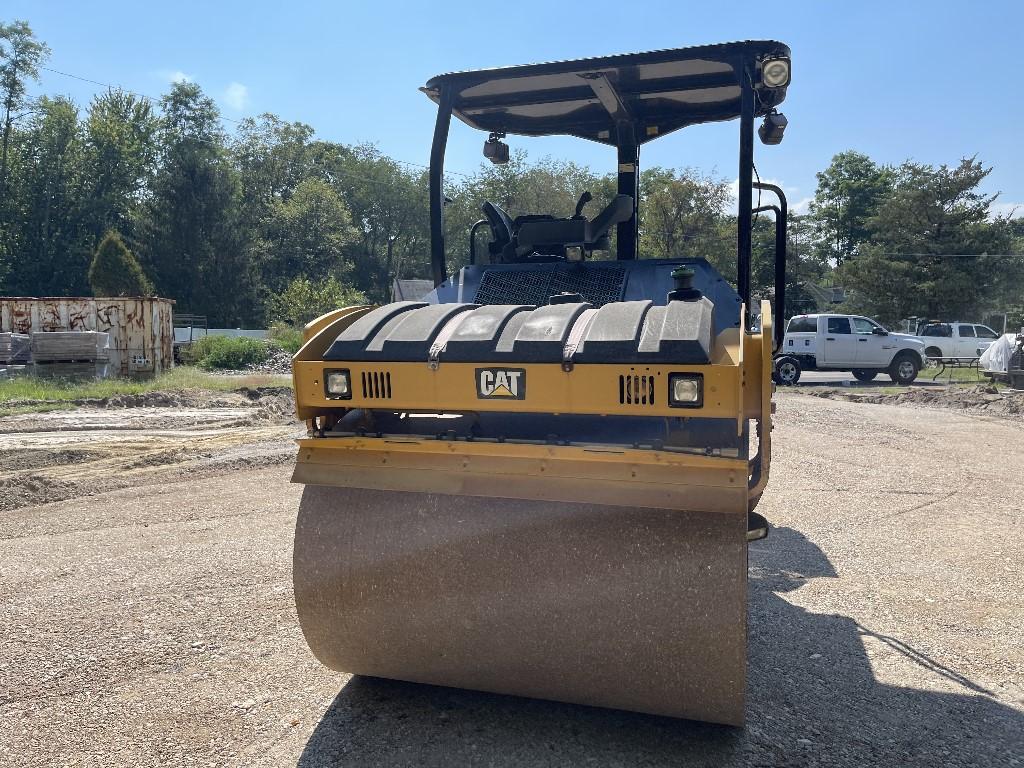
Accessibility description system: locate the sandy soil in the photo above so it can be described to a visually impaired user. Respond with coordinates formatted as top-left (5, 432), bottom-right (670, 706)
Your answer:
top-left (0, 392), bottom-right (1022, 766)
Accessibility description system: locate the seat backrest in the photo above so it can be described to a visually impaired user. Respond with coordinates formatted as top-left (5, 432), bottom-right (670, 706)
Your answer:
top-left (481, 201), bottom-right (514, 254)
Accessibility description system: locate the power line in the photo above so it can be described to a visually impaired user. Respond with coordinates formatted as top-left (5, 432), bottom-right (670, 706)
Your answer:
top-left (39, 64), bottom-right (472, 180)
top-left (392, 158), bottom-right (472, 179)
top-left (865, 252), bottom-right (1024, 259)
top-left (40, 65), bottom-right (244, 124)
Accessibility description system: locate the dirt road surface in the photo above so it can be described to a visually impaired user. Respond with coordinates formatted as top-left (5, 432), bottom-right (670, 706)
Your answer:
top-left (0, 389), bottom-right (298, 512)
top-left (1, 393), bottom-right (1022, 766)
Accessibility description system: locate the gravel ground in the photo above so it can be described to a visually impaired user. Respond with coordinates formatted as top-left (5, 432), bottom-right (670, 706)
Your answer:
top-left (1, 393), bottom-right (1022, 766)
top-left (212, 347), bottom-right (294, 376)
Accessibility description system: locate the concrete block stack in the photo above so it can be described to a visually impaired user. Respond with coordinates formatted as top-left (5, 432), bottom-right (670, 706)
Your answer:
top-left (0, 332), bottom-right (31, 364)
top-left (1, 332), bottom-right (31, 377)
top-left (31, 331), bottom-right (111, 378)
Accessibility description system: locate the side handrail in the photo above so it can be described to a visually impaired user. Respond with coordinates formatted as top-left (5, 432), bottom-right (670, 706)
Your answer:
top-left (753, 182), bottom-right (787, 351)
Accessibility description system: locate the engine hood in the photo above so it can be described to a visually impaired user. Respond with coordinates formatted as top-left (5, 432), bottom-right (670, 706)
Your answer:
top-left (889, 333), bottom-right (925, 348)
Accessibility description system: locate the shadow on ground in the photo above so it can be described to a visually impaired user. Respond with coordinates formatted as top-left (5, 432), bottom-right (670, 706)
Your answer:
top-left (298, 527), bottom-right (1022, 767)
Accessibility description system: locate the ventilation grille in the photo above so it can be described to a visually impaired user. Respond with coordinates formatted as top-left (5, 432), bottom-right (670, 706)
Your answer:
top-left (619, 374), bottom-right (656, 405)
top-left (361, 371), bottom-right (392, 399)
top-left (475, 265), bottom-right (626, 307)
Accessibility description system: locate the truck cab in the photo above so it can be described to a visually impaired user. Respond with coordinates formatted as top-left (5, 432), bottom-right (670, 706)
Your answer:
top-left (776, 313), bottom-right (925, 385)
top-left (916, 321), bottom-right (1000, 360)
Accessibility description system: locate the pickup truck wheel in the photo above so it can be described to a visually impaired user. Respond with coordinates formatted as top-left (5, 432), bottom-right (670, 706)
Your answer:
top-left (889, 353), bottom-right (920, 385)
top-left (925, 346), bottom-right (942, 359)
top-left (774, 356), bottom-right (801, 386)
top-left (852, 369), bottom-right (878, 382)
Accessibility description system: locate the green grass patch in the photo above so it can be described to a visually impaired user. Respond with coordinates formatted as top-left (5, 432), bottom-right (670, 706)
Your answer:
top-left (921, 365), bottom-right (988, 383)
top-left (0, 367), bottom-right (291, 406)
top-left (179, 335), bottom-right (270, 370)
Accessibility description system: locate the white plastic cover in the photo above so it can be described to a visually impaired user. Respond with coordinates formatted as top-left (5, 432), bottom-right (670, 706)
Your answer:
top-left (979, 334), bottom-right (1016, 373)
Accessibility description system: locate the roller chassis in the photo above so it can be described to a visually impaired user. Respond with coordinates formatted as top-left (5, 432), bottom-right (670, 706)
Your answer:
top-left (289, 40), bottom-right (792, 726)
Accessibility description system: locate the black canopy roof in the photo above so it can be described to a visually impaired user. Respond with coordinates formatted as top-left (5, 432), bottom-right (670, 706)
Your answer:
top-left (422, 41), bottom-right (790, 146)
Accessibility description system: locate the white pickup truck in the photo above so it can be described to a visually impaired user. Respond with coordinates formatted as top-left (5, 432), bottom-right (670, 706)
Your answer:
top-left (914, 321), bottom-right (1000, 360)
top-left (775, 313), bottom-right (926, 385)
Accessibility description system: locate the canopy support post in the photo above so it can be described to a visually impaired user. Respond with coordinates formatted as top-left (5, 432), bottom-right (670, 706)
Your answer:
top-left (616, 128), bottom-right (639, 260)
top-left (430, 87), bottom-right (454, 287)
top-left (737, 63), bottom-right (755, 327)
top-left (584, 73), bottom-right (640, 260)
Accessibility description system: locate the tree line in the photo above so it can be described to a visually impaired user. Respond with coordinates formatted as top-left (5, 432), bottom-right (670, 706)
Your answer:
top-left (2, 20), bottom-right (1022, 328)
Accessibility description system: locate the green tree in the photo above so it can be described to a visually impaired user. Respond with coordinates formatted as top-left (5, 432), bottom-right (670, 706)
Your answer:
top-left (83, 89), bottom-right (158, 242)
top-left (4, 96), bottom-right (92, 295)
top-left (809, 151), bottom-right (893, 267)
top-left (842, 157), bottom-right (1015, 324)
top-left (232, 113), bottom-right (316, 217)
top-left (258, 177), bottom-right (358, 291)
top-left (141, 82), bottom-right (255, 325)
top-left (88, 229), bottom-right (152, 296)
top-left (267, 275), bottom-right (366, 327)
top-left (327, 143), bottom-right (430, 301)
top-left (639, 167), bottom-right (731, 263)
top-left (0, 20), bottom-right (49, 208)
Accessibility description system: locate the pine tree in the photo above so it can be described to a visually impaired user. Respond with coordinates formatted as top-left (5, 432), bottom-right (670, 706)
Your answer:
top-left (88, 229), bottom-right (152, 296)
top-left (140, 82), bottom-right (255, 324)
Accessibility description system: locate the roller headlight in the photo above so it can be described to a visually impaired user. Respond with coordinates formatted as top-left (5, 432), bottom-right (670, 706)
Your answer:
top-left (668, 373), bottom-right (703, 408)
top-left (761, 58), bottom-right (791, 88)
top-left (324, 369), bottom-right (351, 399)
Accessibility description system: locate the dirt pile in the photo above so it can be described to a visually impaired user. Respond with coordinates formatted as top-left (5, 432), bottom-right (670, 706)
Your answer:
top-left (235, 386), bottom-right (296, 421)
top-left (802, 383), bottom-right (1024, 420)
top-left (101, 390), bottom-right (230, 408)
top-left (101, 385), bottom-right (295, 418)
top-left (0, 473), bottom-right (77, 508)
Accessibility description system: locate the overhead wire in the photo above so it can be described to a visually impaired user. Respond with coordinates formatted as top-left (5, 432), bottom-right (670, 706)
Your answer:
top-left (38, 64), bottom-right (474, 182)
top-left (41, 65), bottom-right (244, 124)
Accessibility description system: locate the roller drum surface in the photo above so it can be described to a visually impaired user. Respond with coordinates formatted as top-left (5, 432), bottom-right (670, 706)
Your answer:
top-left (293, 484), bottom-right (748, 725)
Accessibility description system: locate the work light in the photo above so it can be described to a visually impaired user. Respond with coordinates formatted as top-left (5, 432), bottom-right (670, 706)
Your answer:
top-left (758, 110), bottom-right (788, 145)
top-left (324, 369), bottom-right (351, 399)
top-left (668, 373), bottom-right (703, 408)
top-left (483, 132), bottom-right (510, 165)
top-left (761, 58), bottom-right (790, 88)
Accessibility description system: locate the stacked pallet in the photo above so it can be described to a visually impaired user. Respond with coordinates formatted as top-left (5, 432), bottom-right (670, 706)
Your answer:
top-left (32, 331), bottom-right (110, 360)
top-left (31, 331), bottom-right (111, 379)
top-left (0, 332), bottom-right (31, 364)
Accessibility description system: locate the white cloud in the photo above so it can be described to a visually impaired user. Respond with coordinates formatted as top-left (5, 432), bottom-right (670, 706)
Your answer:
top-left (990, 201), bottom-right (1024, 220)
top-left (223, 82), bottom-right (249, 111)
top-left (156, 69), bottom-right (193, 84)
top-left (791, 196), bottom-right (814, 215)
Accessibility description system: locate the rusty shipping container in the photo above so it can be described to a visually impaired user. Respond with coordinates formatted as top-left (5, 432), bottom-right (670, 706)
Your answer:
top-left (0, 297), bottom-right (175, 377)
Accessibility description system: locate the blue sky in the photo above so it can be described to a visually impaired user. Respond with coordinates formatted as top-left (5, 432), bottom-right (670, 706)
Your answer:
top-left (9, 1), bottom-right (1024, 217)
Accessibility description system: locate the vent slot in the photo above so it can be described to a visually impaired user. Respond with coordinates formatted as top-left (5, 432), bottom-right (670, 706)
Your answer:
top-left (360, 371), bottom-right (392, 399)
top-left (619, 374), bottom-right (655, 405)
